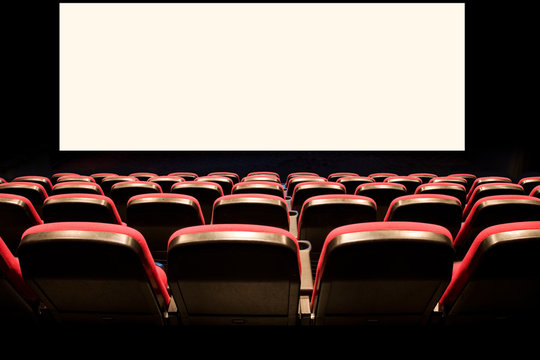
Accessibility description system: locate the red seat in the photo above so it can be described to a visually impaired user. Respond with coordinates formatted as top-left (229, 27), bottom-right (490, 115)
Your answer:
top-left (1, 236), bottom-right (39, 323)
top-left (0, 182), bottom-right (48, 216)
top-left (42, 193), bottom-right (124, 225)
top-left (439, 221), bottom-right (540, 325)
top-left (18, 222), bottom-right (170, 325)
top-left (453, 195), bottom-right (540, 260)
top-left (355, 182), bottom-right (407, 220)
top-left (385, 194), bottom-right (462, 239)
top-left (50, 181), bottom-right (104, 196)
top-left (212, 194), bottom-right (290, 231)
top-left (311, 222), bottom-right (454, 325)
top-left (167, 224), bottom-right (301, 325)
top-left (0, 194), bottom-right (43, 255)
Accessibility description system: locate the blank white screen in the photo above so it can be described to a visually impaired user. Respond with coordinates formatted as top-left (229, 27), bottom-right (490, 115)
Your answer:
top-left (59, 3), bottom-right (465, 151)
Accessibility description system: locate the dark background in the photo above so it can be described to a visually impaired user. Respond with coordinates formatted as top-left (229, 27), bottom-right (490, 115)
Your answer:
top-left (1, 1), bottom-right (537, 182)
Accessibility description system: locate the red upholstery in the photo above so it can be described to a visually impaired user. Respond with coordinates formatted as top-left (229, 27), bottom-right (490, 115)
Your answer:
top-left (169, 223), bottom-right (301, 274)
top-left (44, 193), bottom-right (124, 225)
top-left (22, 222), bottom-right (170, 305)
top-left (52, 181), bottom-right (104, 195)
top-left (298, 194), bottom-right (376, 223)
top-left (127, 193), bottom-right (205, 224)
top-left (0, 193), bottom-right (43, 224)
top-left (312, 221), bottom-right (453, 309)
top-left (439, 221), bottom-right (540, 309)
top-left (0, 236), bottom-right (37, 302)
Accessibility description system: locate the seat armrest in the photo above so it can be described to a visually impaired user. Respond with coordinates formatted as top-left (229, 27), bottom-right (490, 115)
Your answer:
top-left (298, 240), bottom-right (313, 296)
top-left (289, 210), bottom-right (299, 237)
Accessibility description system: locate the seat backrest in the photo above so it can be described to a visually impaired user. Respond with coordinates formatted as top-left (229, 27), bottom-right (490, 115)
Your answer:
top-left (129, 172), bottom-right (158, 181)
top-left (531, 185), bottom-right (540, 199)
top-left (1, 236), bottom-right (38, 323)
top-left (327, 172), bottom-right (358, 182)
top-left (409, 173), bottom-right (437, 184)
top-left (448, 173), bottom-right (477, 192)
top-left (241, 175), bottom-right (281, 183)
top-left (368, 172), bottom-right (397, 182)
top-left (212, 194), bottom-right (290, 231)
top-left (13, 176), bottom-right (53, 194)
top-left (384, 194), bottom-right (462, 239)
top-left (167, 224), bottom-right (301, 325)
top-left (148, 176), bottom-right (184, 192)
top-left (286, 176), bottom-right (327, 197)
top-left (42, 194), bottom-right (124, 225)
top-left (196, 176), bottom-right (234, 195)
top-left (0, 194), bottom-right (43, 255)
top-left (336, 176), bottom-right (374, 194)
top-left (415, 182), bottom-right (467, 207)
top-left (462, 183), bottom-right (525, 219)
top-left (90, 172), bottom-right (118, 184)
top-left (57, 175), bottom-right (96, 184)
top-left (439, 221), bottom-right (540, 324)
top-left (232, 181), bottom-right (285, 198)
top-left (355, 182), bottom-right (407, 220)
top-left (100, 176), bottom-right (139, 197)
top-left (466, 176), bottom-right (512, 202)
top-left (0, 182), bottom-right (48, 216)
top-left (453, 195), bottom-right (540, 260)
top-left (171, 181), bottom-right (223, 224)
top-left (126, 193), bottom-right (204, 262)
top-left (50, 181), bottom-right (104, 196)
top-left (311, 222), bottom-right (454, 325)
top-left (168, 172), bottom-right (199, 181)
top-left (519, 176), bottom-right (540, 195)
top-left (384, 176), bottom-right (422, 194)
top-left (51, 172), bottom-right (79, 185)
top-left (18, 222), bottom-right (169, 325)
top-left (208, 172), bottom-right (240, 184)
top-left (291, 182), bottom-right (345, 213)
top-left (297, 194), bottom-right (377, 254)
top-left (110, 181), bottom-right (162, 221)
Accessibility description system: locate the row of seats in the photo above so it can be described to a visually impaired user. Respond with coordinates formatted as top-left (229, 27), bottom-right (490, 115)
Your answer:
top-left (2, 220), bottom-right (539, 326)
top-left (1, 170), bottom-right (539, 326)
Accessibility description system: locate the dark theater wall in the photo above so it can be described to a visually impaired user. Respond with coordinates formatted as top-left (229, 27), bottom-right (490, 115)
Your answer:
top-left (1, 2), bottom-right (537, 182)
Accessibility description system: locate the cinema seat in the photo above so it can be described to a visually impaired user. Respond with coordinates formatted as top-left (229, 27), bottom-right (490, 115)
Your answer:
top-left (409, 173), bottom-right (437, 183)
top-left (336, 176), bottom-right (374, 194)
top-left (232, 181), bottom-right (285, 198)
top-left (291, 182), bottom-right (346, 213)
top-left (1, 236), bottom-right (39, 324)
top-left (126, 193), bottom-right (205, 263)
top-left (311, 222), bottom-right (454, 325)
top-left (368, 172), bottom-right (397, 182)
top-left (90, 172), bottom-right (118, 184)
top-left (18, 222), bottom-right (170, 325)
top-left (297, 194), bottom-right (377, 277)
top-left (355, 182), bottom-right (407, 220)
top-left (0, 182), bottom-right (48, 216)
top-left (531, 185), bottom-right (540, 199)
top-left (287, 172), bottom-right (319, 183)
top-left (168, 172), bottom-right (199, 181)
top-left (171, 181), bottom-right (223, 224)
top-left (101, 175), bottom-right (139, 197)
top-left (50, 181), bottom-right (104, 196)
top-left (42, 194), bottom-right (124, 225)
top-left (0, 194), bottom-right (43, 255)
top-left (51, 172), bottom-right (79, 184)
top-left (448, 173), bottom-right (476, 192)
top-left (462, 182), bottom-right (525, 220)
top-left (286, 176), bottom-right (327, 197)
top-left (110, 181), bottom-right (162, 221)
top-left (212, 194), bottom-right (290, 231)
top-left (56, 175), bottom-right (96, 183)
top-left (327, 172), bottom-right (358, 182)
top-left (453, 195), bottom-right (540, 260)
top-left (248, 171), bottom-right (280, 180)
top-left (208, 171), bottom-right (240, 184)
top-left (384, 175), bottom-right (422, 194)
top-left (519, 176), bottom-right (540, 195)
top-left (148, 176), bottom-right (184, 192)
top-left (196, 175), bottom-right (234, 195)
top-left (13, 175), bottom-right (53, 194)
top-left (241, 175), bottom-right (281, 183)
top-left (439, 221), bottom-right (540, 325)
top-left (384, 194), bottom-right (462, 239)
top-left (415, 182), bottom-right (467, 207)
top-left (430, 176), bottom-right (468, 188)
top-left (466, 176), bottom-right (512, 202)
top-left (167, 224), bottom-right (301, 325)
top-left (130, 172), bottom-right (158, 181)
